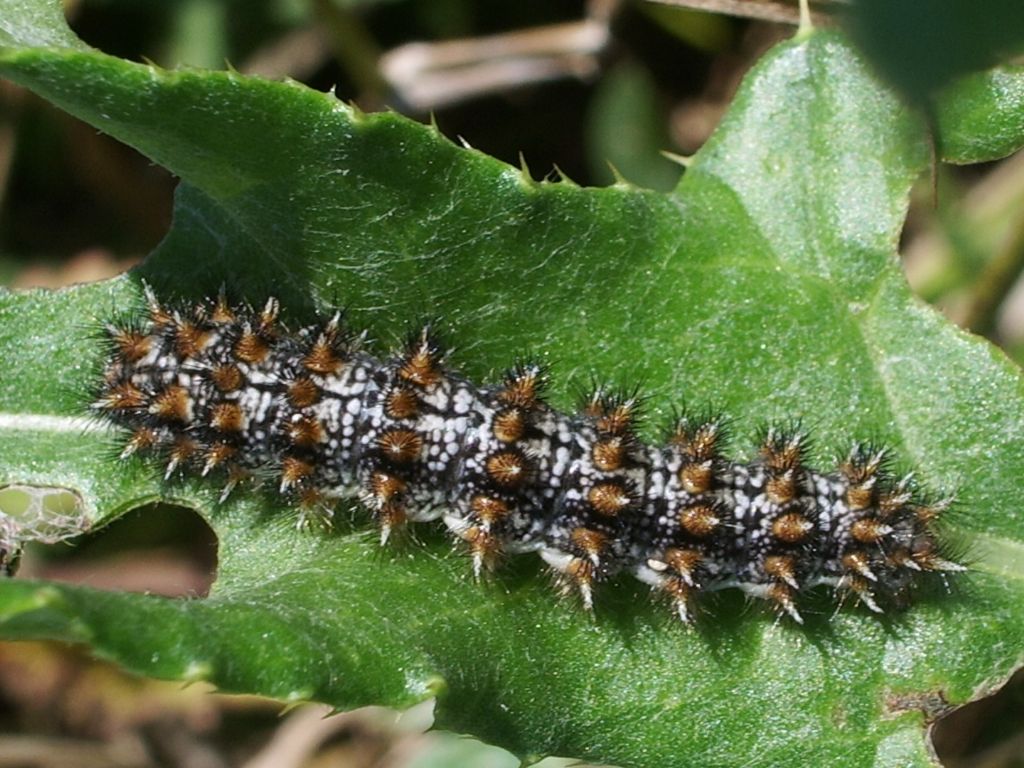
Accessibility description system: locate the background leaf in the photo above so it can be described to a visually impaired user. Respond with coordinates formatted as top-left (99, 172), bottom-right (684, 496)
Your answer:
top-left (842, 0), bottom-right (1024, 99)
top-left (935, 65), bottom-right (1024, 164)
top-left (2, 2), bottom-right (1024, 766)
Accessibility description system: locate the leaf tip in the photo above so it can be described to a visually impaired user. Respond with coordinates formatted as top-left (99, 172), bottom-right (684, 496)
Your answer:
top-left (182, 660), bottom-right (214, 683)
top-left (517, 152), bottom-right (536, 186)
top-left (139, 54), bottom-right (162, 73)
top-left (345, 100), bottom-right (367, 122)
top-left (606, 161), bottom-right (634, 188)
top-left (795, 0), bottom-right (814, 39)
top-left (660, 149), bottom-right (693, 169)
top-left (400, 673), bottom-right (448, 704)
top-left (282, 688), bottom-right (317, 707)
top-left (420, 674), bottom-right (448, 700)
top-left (552, 164), bottom-right (579, 187)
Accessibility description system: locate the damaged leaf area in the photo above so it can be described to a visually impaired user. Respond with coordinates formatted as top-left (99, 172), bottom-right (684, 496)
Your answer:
top-left (2, 1), bottom-right (1024, 766)
top-left (0, 484), bottom-right (88, 573)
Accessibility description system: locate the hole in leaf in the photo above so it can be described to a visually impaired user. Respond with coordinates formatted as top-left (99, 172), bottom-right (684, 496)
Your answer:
top-left (21, 503), bottom-right (218, 598)
top-left (931, 666), bottom-right (1024, 764)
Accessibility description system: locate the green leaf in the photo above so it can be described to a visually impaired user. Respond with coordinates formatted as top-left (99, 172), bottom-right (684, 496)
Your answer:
top-left (840, 2), bottom-right (1024, 164)
top-left (585, 60), bottom-right (682, 191)
top-left (843, 0), bottom-right (1024, 98)
top-left (0, 0), bottom-right (86, 49)
top-left (2, 3), bottom-right (1024, 767)
top-left (935, 65), bottom-right (1024, 164)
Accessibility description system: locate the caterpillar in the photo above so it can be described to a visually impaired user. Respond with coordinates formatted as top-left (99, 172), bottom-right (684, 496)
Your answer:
top-left (91, 287), bottom-right (964, 624)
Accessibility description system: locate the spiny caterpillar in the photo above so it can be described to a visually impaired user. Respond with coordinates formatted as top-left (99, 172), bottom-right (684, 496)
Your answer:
top-left (92, 288), bottom-right (964, 624)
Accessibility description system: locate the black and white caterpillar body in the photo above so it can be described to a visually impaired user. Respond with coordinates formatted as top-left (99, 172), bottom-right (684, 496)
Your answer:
top-left (92, 289), bottom-right (964, 624)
